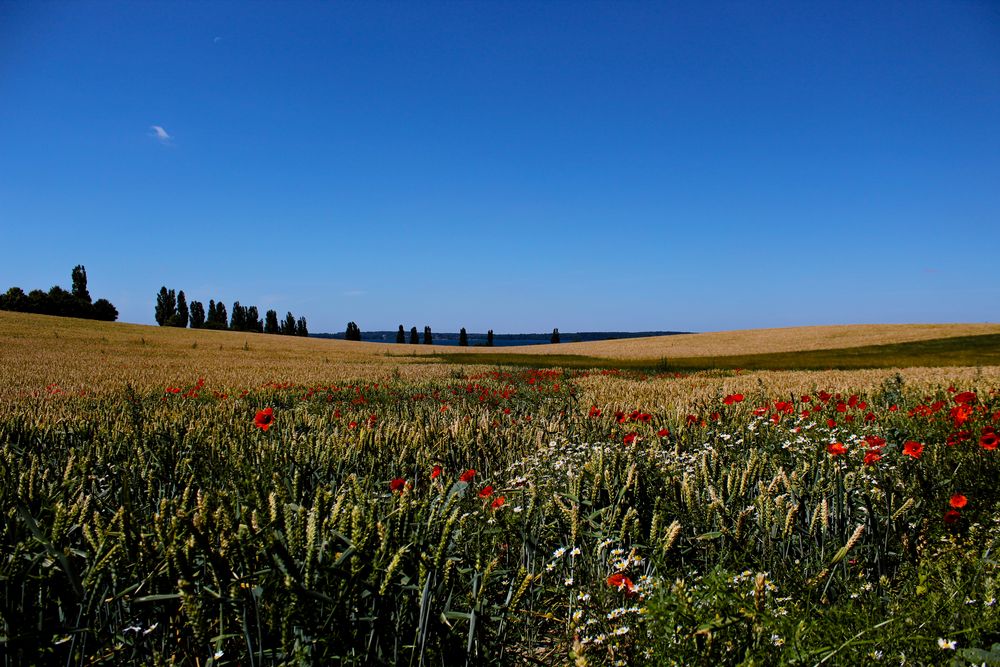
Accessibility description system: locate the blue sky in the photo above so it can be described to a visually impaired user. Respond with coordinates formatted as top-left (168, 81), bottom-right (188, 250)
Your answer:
top-left (2, 1), bottom-right (998, 333)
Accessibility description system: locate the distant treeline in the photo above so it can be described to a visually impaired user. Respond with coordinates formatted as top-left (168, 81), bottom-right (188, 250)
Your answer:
top-left (154, 286), bottom-right (308, 336)
top-left (312, 327), bottom-right (684, 346)
top-left (0, 265), bottom-right (118, 321)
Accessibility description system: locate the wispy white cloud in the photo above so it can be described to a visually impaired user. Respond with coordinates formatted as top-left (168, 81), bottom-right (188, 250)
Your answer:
top-left (150, 125), bottom-right (172, 144)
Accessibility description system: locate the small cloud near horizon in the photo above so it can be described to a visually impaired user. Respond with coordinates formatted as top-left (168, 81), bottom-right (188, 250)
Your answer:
top-left (150, 125), bottom-right (172, 144)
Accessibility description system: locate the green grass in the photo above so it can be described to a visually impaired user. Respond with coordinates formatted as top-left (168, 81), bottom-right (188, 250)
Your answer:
top-left (429, 333), bottom-right (1000, 372)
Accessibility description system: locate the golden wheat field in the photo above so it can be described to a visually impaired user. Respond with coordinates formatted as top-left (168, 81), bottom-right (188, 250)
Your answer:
top-left (4, 311), bottom-right (1000, 665)
top-left (412, 322), bottom-right (1000, 360)
top-left (4, 311), bottom-right (1000, 398)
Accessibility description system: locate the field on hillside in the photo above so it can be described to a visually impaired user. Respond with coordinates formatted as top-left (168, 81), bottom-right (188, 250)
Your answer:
top-left (3, 313), bottom-right (1000, 665)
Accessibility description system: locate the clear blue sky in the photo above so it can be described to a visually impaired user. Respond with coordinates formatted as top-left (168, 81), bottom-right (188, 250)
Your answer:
top-left (2, 1), bottom-right (998, 333)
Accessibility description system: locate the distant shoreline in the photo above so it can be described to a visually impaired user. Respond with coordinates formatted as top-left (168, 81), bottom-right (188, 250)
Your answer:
top-left (309, 330), bottom-right (691, 347)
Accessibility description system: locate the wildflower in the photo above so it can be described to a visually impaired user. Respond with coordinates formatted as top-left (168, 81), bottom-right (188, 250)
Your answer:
top-left (827, 442), bottom-right (847, 456)
top-left (937, 638), bottom-right (957, 650)
top-left (953, 391), bottom-right (976, 405)
top-left (254, 407), bottom-right (274, 431)
top-left (658, 427), bottom-right (670, 438)
top-left (431, 464), bottom-right (442, 479)
top-left (943, 509), bottom-right (961, 524)
top-left (606, 573), bottom-right (637, 594)
top-left (491, 495), bottom-right (505, 509)
top-left (981, 429), bottom-right (998, 451)
top-left (902, 441), bottom-right (924, 458)
top-left (863, 449), bottom-right (882, 466)
top-left (479, 485), bottom-right (493, 498)
top-left (389, 478), bottom-right (406, 492)
top-left (723, 393), bottom-right (744, 405)
top-left (623, 432), bottom-right (638, 445)
top-left (570, 546), bottom-right (581, 556)
top-left (553, 547), bottom-right (567, 559)
top-left (949, 494), bottom-right (967, 509)
top-left (460, 469), bottom-right (476, 483)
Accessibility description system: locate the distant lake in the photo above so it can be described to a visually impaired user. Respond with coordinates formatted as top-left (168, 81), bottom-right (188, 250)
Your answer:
top-left (311, 331), bottom-right (686, 347)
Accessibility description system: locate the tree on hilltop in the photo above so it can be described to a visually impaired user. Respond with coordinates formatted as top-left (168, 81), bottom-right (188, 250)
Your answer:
top-left (459, 328), bottom-right (468, 346)
top-left (189, 301), bottom-right (205, 328)
top-left (155, 287), bottom-right (175, 326)
top-left (281, 312), bottom-right (296, 335)
top-left (423, 326), bottom-right (433, 345)
top-left (487, 329), bottom-right (494, 347)
top-left (172, 290), bottom-right (189, 327)
top-left (396, 325), bottom-right (405, 344)
top-left (71, 265), bottom-right (91, 304)
top-left (551, 328), bottom-right (560, 344)
top-left (410, 326), bottom-right (419, 344)
top-left (264, 309), bottom-right (279, 334)
top-left (92, 298), bottom-right (118, 321)
top-left (296, 316), bottom-right (308, 337)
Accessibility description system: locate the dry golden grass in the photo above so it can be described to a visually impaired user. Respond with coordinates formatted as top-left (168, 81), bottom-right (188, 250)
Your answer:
top-left (412, 323), bottom-right (1000, 359)
top-left (576, 366), bottom-right (1000, 421)
top-left (4, 312), bottom-right (999, 399)
top-left (0, 311), bottom-right (448, 396)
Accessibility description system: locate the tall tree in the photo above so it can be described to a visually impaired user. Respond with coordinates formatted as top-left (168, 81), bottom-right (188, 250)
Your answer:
top-left (155, 286), bottom-right (172, 325)
top-left (173, 290), bottom-right (189, 327)
top-left (296, 316), bottom-right (308, 337)
top-left (487, 329), bottom-right (494, 347)
top-left (230, 301), bottom-right (245, 331)
top-left (345, 322), bottom-right (361, 341)
top-left (551, 328), bottom-right (560, 344)
top-left (214, 301), bottom-right (228, 329)
top-left (423, 326), bottom-right (433, 345)
top-left (410, 326), bottom-right (419, 344)
top-left (264, 309), bottom-right (279, 334)
top-left (207, 300), bottom-right (217, 327)
top-left (71, 265), bottom-right (91, 304)
top-left (247, 306), bottom-right (262, 332)
top-left (396, 325), bottom-right (405, 344)
top-left (281, 311), bottom-right (296, 335)
top-left (459, 328), bottom-right (468, 346)
top-left (189, 301), bottom-right (205, 328)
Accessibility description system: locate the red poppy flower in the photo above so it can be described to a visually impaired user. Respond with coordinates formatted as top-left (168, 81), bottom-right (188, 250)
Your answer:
top-left (431, 465), bottom-right (442, 479)
top-left (826, 418), bottom-right (837, 429)
top-left (943, 509), bottom-right (961, 524)
top-left (623, 432), bottom-right (638, 445)
top-left (491, 495), bottom-right (506, 509)
top-left (827, 442), bottom-right (847, 456)
top-left (723, 393), bottom-right (744, 405)
top-left (478, 485), bottom-right (493, 498)
top-left (606, 573), bottom-right (637, 594)
top-left (864, 435), bottom-right (886, 448)
top-left (863, 450), bottom-right (882, 466)
top-left (389, 477), bottom-right (406, 492)
top-left (981, 429), bottom-right (999, 451)
top-left (254, 407), bottom-right (274, 431)
top-left (460, 469), bottom-right (476, 483)
top-left (949, 494), bottom-right (967, 509)
top-left (658, 428), bottom-right (670, 438)
top-left (954, 391), bottom-right (977, 405)
top-left (588, 406), bottom-right (602, 417)
top-left (902, 441), bottom-right (924, 458)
